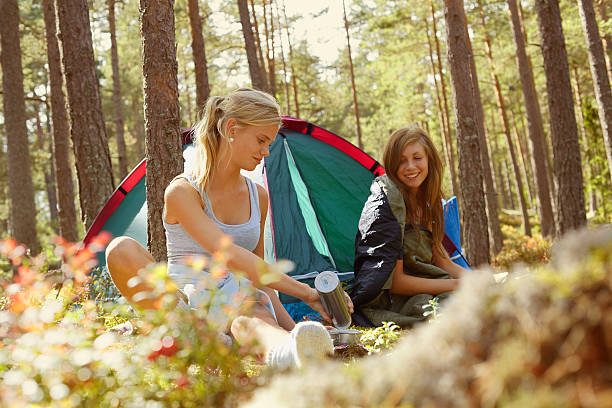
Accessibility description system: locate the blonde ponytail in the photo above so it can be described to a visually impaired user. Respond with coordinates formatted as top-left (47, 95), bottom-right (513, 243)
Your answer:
top-left (189, 88), bottom-right (281, 193)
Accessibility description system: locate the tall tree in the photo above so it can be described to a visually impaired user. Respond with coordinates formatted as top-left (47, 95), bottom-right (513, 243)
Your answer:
top-left (262, 0), bottom-right (276, 97)
top-left (238, 0), bottom-right (267, 91)
top-left (0, 0), bottom-right (39, 252)
top-left (477, 2), bottom-right (531, 237)
top-left (444, 0), bottom-right (490, 266)
top-left (274, 0), bottom-right (291, 114)
top-left (281, 0), bottom-right (299, 117)
top-left (249, 0), bottom-right (269, 91)
top-left (42, 0), bottom-right (78, 242)
top-left (56, 0), bottom-right (115, 229)
top-left (577, 0), bottom-right (612, 186)
top-left (535, 0), bottom-right (586, 234)
top-left (342, 0), bottom-right (363, 150)
top-left (430, 1), bottom-right (458, 197)
top-left (463, 8), bottom-right (504, 254)
top-left (108, 0), bottom-right (129, 180)
top-left (506, 0), bottom-right (554, 236)
top-left (35, 105), bottom-right (58, 231)
top-left (140, 0), bottom-right (183, 261)
top-left (187, 0), bottom-right (211, 110)
top-left (572, 66), bottom-right (599, 214)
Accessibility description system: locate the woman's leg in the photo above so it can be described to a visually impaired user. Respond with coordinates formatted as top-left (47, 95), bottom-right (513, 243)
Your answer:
top-left (105, 236), bottom-right (159, 309)
top-left (230, 304), bottom-right (333, 370)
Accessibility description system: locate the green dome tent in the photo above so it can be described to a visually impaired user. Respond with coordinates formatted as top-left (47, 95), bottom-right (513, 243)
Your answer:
top-left (84, 117), bottom-right (466, 320)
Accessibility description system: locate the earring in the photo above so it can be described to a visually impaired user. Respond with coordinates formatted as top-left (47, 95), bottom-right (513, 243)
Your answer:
top-left (229, 137), bottom-right (234, 142)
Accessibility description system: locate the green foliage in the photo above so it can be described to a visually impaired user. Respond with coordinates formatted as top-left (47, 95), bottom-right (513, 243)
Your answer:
top-left (0, 236), bottom-right (262, 407)
top-left (493, 233), bottom-right (551, 271)
top-left (359, 321), bottom-right (401, 353)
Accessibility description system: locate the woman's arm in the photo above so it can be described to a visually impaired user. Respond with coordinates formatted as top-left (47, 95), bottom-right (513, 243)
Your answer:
top-left (164, 180), bottom-right (329, 319)
top-left (253, 185), bottom-right (296, 330)
top-left (390, 259), bottom-right (458, 295)
top-left (431, 246), bottom-right (469, 279)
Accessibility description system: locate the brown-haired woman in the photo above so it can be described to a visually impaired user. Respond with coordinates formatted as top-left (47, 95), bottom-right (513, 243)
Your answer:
top-left (351, 127), bottom-right (468, 327)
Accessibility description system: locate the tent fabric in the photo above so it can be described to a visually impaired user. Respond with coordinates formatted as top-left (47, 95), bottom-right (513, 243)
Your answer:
top-left (83, 118), bottom-right (468, 324)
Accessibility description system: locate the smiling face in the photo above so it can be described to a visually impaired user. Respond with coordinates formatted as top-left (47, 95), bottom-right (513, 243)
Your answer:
top-left (229, 123), bottom-right (278, 171)
top-left (395, 141), bottom-right (429, 195)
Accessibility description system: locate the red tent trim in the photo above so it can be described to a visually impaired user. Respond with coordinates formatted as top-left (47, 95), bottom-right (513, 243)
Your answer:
top-left (83, 159), bottom-right (146, 246)
top-left (281, 116), bottom-right (385, 177)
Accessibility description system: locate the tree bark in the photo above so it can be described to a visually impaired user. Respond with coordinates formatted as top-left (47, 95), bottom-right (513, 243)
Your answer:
top-left (425, 18), bottom-right (455, 196)
top-left (0, 0), bottom-right (39, 253)
top-left (249, 0), bottom-right (269, 91)
top-left (274, 0), bottom-right (291, 115)
top-left (342, 0), bottom-right (364, 150)
top-left (596, 1), bottom-right (612, 81)
top-left (464, 8), bottom-right (504, 254)
top-left (35, 105), bottom-right (59, 231)
top-left (535, 0), bottom-right (586, 234)
top-left (430, 2), bottom-right (458, 198)
top-left (238, 0), bottom-right (267, 91)
top-left (443, 0), bottom-right (490, 266)
top-left (572, 66), bottom-right (599, 214)
top-left (56, 0), bottom-right (115, 230)
top-left (577, 0), bottom-right (612, 187)
top-left (281, 0), bottom-right (299, 117)
top-left (187, 0), bottom-right (211, 110)
top-left (515, 0), bottom-right (557, 219)
top-left (261, 0), bottom-right (276, 97)
top-left (42, 0), bottom-right (78, 242)
top-left (107, 0), bottom-right (129, 181)
top-left (140, 0), bottom-right (183, 262)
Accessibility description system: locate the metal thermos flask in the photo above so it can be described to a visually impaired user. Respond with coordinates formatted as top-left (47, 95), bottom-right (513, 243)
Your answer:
top-left (314, 271), bottom-right (351, 330)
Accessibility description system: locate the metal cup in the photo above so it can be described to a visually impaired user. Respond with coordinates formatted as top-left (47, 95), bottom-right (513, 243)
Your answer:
top-left (314, 271), bottom-right (351, 330)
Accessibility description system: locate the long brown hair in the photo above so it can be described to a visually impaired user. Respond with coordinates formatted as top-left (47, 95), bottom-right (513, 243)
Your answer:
top-left (190, 88), bottom-right (281, 192)
top-left (382, 127), bottom-right (447, 256)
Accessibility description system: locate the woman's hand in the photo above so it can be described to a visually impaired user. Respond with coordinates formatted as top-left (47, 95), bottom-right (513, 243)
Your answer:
top-left (304, 287), bottom-right (355, 323)
top-left (304, 287), bottom-right (331, 322)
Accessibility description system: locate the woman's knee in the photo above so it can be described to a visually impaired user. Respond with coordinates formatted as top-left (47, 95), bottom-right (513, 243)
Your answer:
top-left (106, 236), bottom-right (139, 264)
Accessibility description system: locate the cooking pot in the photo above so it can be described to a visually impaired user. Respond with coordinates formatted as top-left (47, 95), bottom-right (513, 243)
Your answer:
top-left (329, 328), bottom-right (362, 346)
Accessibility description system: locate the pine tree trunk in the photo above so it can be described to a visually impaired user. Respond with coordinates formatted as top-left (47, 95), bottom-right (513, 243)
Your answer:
top-left (425, 1), bottom-right (459, 197)
top-left (249, 0), bottom-right (269, 91)
top-left (477, 2), bottom-right (531, 237)
top-left (596, 1), bottom-right (612, 81)
top-left (514, 0), bottom-right (558, 222)
top-left (261, 0), bottom-right (276, 97)
top-left (42, 0), bottom-right (78, 242)
top-left (572, 66), bottom-right (599, 214)
top-left (274, 0), bottom-right (291, 115)
top-left (281, 1), bottom-right (299, 117)
top-left (35, 106), bottom-right (59, 231)
top-left (238, 0), bottom-right (267, 91)
top-left (425, 18), bottom-right (455, 196)
top-left (443, 0), bottom-right (490, 266)
top-left (107, 0), bottom-right (129, 181)
top-left (140, 0), bottom-right (183, 262)
top-left (56, 0), bottom-right (115, 230)
top-left (535, 0), bottom-right (587, 234)
top-left (577, 0), bottom-right (612, 187)
top-left (342, 0), bottom-right (363, 150)
top-left (0, 0), bottom-right (39, 253)
top-left (187, 0), bottom-right (211, 110)
top-left (464, 8), bottom-right (503, 254)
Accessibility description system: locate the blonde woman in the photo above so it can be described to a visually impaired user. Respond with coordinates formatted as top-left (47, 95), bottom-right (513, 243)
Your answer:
top-left (106, 88), bottom-right (352, 369)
